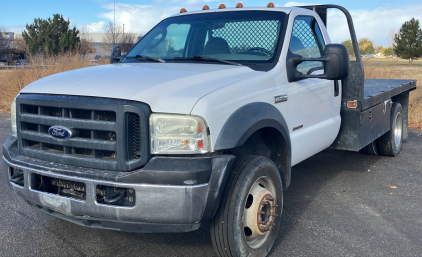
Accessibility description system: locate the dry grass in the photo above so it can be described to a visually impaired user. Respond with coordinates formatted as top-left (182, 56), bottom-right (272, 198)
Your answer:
top-left (0, 53), bottom-right (107, 112)
top-left (363, 58), bottom-right (422, 128)
top-left (0, 55), bottom-right (421, 127)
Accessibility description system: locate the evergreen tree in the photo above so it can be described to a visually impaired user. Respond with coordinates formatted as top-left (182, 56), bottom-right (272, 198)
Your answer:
top-left (22, 14), bottom-right (80, 56)
top-left (393, 18), bottom-right (422, 66)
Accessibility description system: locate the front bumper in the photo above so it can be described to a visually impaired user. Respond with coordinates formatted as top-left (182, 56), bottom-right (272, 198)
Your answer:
top-left (3, 136), bottom-right (235, 233)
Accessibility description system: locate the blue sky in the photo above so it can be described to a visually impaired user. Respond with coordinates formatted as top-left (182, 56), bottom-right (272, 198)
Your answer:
top-left (2, 0), bottom-right (422, 46)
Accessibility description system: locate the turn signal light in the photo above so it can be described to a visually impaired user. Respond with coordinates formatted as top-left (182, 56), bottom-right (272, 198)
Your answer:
top-left (202, 5), bottom-right (210, 10)
top-left (267, 2), bottom-right (275, 8)
top-left (198, 140), bottom-right (204, 149)
top-left (218, 4), bottom-right (226, 9)
top-left (347, 100), bottom-right (358, 109)
top-left (236, 3), bottom-right (243, 8)
top-left (180, 8), bottom-right (187, 13)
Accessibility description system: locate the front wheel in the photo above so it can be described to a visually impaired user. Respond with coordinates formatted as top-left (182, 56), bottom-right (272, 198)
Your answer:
top-left (211, 156), bottom-right (283, 257)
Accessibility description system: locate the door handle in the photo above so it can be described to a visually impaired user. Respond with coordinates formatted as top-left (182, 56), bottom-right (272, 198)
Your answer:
top-left (334, 80), bottom-right (339, 97)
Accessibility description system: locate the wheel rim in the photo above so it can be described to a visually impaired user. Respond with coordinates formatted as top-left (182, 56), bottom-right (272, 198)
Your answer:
top-left (394, 111), bottom-right (402, 148)
top-left (243, 176), bottom-right (277, 249)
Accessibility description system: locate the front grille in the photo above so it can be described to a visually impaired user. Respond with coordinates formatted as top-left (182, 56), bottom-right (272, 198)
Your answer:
top-left (127, 113), bottom-right (141, 160)
top-left (16, 94), bottom-right (150, 171)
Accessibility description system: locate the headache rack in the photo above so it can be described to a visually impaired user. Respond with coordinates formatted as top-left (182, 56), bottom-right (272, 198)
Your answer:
top-left (16, 94), bottom-right (150, 172)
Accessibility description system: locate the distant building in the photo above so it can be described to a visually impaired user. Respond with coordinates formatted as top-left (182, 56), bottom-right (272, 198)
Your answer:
top-left (79, 32), bottom-right (139, 58)
top-left (1, 32), bottom-right (140, 63)
top-left (0, 32), bottom-right (17, 62)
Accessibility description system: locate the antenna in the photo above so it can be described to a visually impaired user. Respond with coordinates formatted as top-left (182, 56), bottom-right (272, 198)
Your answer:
top-left (114, 0), bottom-right (116, 46)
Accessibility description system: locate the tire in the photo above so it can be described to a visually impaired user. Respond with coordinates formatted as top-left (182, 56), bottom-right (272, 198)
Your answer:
top-left (211, 156), bottom-right (283, 257)
top-left (378, 102), bottom-right (403, 156)
top-left (360, 140), bottom-right (379, 155)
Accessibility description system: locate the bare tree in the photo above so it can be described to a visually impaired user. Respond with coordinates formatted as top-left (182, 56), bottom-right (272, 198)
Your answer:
top-left (388, 29), bottom-right (396, 48)
top-left (101, 22), bottom-right (142, 54)
top-left (13, 38), bottom-right (27, 52)
top-left (120, 32), bottom-right (139, 53)
top-left (102, 21), bottom-right (124, 52)
top-left (78, 24), bottom-right (94, 58)
top-left (13, 37), bottom-right (28, 61)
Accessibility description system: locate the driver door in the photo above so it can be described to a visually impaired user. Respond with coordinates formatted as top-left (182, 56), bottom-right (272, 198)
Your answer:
top-left (288, 15), bottom-right (341, 165)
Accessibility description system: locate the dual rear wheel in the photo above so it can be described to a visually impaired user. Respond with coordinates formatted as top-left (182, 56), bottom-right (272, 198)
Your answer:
top-left (361, 102), bottom-right (403, 157)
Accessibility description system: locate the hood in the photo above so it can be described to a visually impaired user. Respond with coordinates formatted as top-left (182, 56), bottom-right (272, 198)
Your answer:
top-left (21, 63), bottom-right (258, 114)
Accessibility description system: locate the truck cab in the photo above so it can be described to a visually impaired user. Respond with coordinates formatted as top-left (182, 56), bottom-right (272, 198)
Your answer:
top-left (3, 4), bottom-right (416, 257)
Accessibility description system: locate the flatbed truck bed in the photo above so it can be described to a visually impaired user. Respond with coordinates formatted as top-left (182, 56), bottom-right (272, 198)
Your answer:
top-left (363, 79), bottom-right (416, 110)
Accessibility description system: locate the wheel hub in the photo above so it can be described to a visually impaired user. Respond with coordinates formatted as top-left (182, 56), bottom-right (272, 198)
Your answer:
top-left (243, 177), bottom-right (278, 249)
top-left (257, 193), bottom-right (277, 233)
top-left (394, 111), bottom-right (402, 148)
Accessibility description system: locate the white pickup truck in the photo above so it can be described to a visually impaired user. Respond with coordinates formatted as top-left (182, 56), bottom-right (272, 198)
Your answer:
top-left (3, 4), bottom-right (416, 257)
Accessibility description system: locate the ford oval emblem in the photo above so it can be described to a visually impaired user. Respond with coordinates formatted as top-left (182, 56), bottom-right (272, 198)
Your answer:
top-left (48, 126), bottom-right (74, 139)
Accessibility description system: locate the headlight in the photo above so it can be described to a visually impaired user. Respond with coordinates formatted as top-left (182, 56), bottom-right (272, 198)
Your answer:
top-left (11, 98), bottom-right (17, 135)
top-left (150, 114), bottom-right (209, 154)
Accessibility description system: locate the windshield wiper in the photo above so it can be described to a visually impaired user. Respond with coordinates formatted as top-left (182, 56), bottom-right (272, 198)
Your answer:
top-left (173, 55), bottom-right (243, 66)
top-left (126, 55), bottom-right (166, 63)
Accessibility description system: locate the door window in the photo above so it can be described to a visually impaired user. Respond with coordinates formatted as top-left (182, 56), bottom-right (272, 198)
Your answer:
top-left (289, 16), bottom-right (325, 74)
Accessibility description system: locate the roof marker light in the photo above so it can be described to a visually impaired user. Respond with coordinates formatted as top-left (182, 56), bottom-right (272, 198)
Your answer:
top-left (202, 5), bottom-right (210, 10)
top-left (218, 4), bottom-right (226, 9)
top-left (267, 2), bottom-right (275, 8)
top-left (236, 3), bottom-right (243, 8)
top-left (180, 8), bottom-right (187, 13)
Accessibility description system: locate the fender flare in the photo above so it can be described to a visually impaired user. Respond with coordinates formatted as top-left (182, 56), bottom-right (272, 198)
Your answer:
top-left (215, 102), bottom-right (290, 151)
top-left (214, 102), bottom-right (291, 187)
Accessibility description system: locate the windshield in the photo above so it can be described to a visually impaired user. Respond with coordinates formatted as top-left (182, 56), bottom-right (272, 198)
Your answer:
top-left (124, 11), bottom-right (286, 66)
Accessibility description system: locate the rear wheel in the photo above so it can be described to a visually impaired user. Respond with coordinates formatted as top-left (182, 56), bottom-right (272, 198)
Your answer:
top-left (211, 156), bottom-right (283, 257)
top-left (378, 102), bottom-right (403, 156)
top-left (360, 140), bottom-right (379, 155)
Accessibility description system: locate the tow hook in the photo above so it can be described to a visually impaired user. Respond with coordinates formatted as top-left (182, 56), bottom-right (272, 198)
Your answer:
top-left (104, 191), bottom-right (126, 204)
top-left (10, 173), bottom-right (24, 185)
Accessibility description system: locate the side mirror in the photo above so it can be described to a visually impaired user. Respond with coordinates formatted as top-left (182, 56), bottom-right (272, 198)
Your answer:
top-left (286, 44), bottom-right (349, 83)
top-left (110, 46), bottom-right (122, 64)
